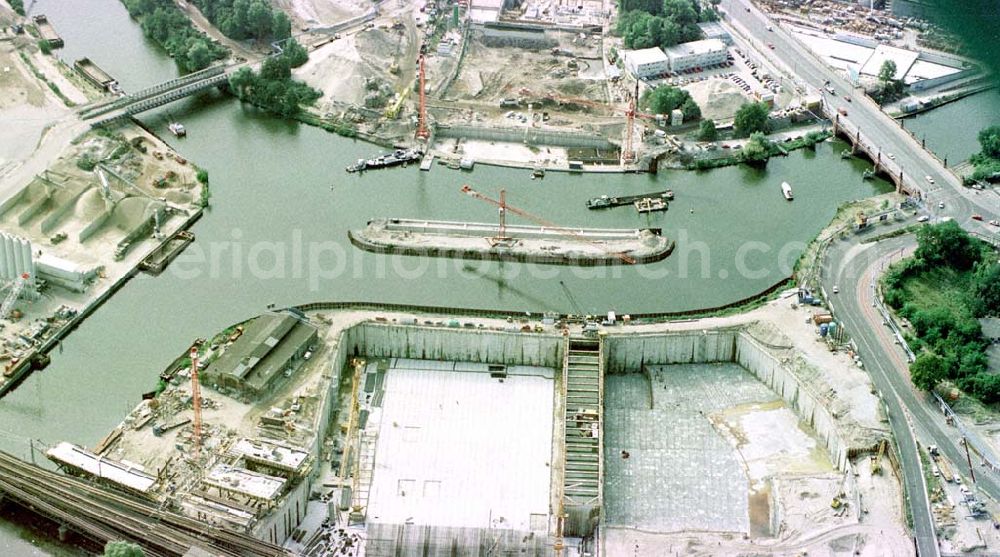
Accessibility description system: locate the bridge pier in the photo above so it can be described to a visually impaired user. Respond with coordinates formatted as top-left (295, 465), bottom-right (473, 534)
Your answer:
top-left (57, 523), bottom-right (69, 542)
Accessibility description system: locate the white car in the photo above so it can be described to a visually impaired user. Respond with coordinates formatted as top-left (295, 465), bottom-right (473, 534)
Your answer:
top-left (938, 201), bottom-right (945, 209)
top-left (925, 175), bottom-right (935, 184)
top-left (918, 215), bottom-right (930, 222)
top-left (833, 286), bottom-right (839, 294)
top-left (887, 153), bottom-right (895, 160)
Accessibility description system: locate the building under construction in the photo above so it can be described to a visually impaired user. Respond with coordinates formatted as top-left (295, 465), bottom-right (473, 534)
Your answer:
top-left (54, 308), bottom-right (893, 556)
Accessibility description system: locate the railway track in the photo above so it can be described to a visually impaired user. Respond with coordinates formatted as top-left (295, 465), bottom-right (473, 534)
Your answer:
top-left (0, 450), bottom-right (291, 557)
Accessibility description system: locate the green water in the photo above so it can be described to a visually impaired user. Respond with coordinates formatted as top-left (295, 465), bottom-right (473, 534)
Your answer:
top-left (904, 89), bottom-right (1000, 164)
top-left (0, 0), bottom-right (900, 552)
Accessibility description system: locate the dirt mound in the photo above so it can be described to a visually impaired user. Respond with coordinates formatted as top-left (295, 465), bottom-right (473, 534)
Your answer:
top-left (109, 197), bottom-right (152, 231)
top-left (73, 187), bottom-right (107, 221)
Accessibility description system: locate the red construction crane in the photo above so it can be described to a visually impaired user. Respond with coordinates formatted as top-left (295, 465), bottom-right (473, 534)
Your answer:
top-left (622, 81), bottom-right (640, 163)
top-left (460, 185), bottom-right (636, 264)
top-left (416, 48), bottom-right (429, 140)
top-left (190, 346), bottom-right (202, 457)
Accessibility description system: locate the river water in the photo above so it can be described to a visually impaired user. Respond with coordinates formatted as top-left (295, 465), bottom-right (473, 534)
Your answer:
top-left (904, 89), bottom-right (1000, 164)
top-left (0, 0), bottom-right (922, 553)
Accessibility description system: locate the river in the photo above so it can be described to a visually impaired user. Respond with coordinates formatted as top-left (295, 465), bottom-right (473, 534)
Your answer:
top-left (0, 0), bottom-right (905, 553)
top-left (904, 89), bottom-right (1000, 164)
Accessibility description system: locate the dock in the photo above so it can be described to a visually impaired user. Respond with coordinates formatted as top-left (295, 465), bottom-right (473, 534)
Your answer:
top-left (587, 190), bottom-right (673, 210)
top-left (349, 218), bottom-right (674, 266)
top-left (74, 58), bottom-right (121, 94)
top-left (420, 155), bottom-right (434, 171)
top-left (32, 15), bottom-right (63, 48)
top-left (138, 230), bottom-right (194, 275)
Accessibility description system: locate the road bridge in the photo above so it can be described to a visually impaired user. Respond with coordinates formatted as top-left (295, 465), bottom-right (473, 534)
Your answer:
top-left (0, 449), bottom-right (289, 557)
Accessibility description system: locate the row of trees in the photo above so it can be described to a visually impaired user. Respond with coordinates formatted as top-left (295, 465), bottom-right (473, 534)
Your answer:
top-left (617, 0), bottom-right (719, 50)
top-left (640, 85), bottom-right (701, 121)
top-left (883, 221), bottom-right (1000, 401)
top-left (123, 0), bottom-right (228, 72)
top-left (190, 0), bottom-right (291, 43)
top-left (228, 40), bottom-right (319, 117)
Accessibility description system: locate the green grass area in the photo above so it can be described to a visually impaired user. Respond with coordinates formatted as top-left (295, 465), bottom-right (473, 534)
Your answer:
top-left (897, 266), bottom-right (975, 320)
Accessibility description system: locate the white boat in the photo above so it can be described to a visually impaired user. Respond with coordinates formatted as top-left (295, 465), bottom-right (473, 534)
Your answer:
top-left (168, 122), bottom-right (186, 137)
top-left (781, 181), bottom-right (793, 200)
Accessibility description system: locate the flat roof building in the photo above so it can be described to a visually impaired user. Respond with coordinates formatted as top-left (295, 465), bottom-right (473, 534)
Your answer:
top-left (205, 312), bottom-right (318, 398)
top-left (46, 442), bottom-right (157, 496)
top-left (663, 38), bottom-right (727, 72)
top-left (623, 47), bottom-right (670, 79)
top-left (698, 21), bottom-right (732, 45)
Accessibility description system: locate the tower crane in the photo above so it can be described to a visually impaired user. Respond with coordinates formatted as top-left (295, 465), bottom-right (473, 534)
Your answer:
top-left (460, 185), bottom-right (636, 264)
top-left (189, 346), bottom-right (203, 458)
top-left (415, 45), bottom-right (430, 141)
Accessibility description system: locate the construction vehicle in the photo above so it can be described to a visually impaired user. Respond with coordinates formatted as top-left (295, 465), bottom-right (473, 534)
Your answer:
top-left (152, 417), bottom-right (191, 437)
top-left (384, 80), bottom-right (414, 119)
top-left (871, 439), bottom-right (885, 475)
top-left (460, 185), bottom-right (636, 264)
top-left (830, 492), bottom-right (845, 509)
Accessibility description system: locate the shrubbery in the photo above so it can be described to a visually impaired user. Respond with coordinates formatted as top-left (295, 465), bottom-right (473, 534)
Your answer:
top-left (616, 0), bottom-right (715, 50)
top-left (122, 0), bottom-right (229, 72)
top-left (189, 0), bottom-right (291, 43)
top-left (882, 221), bottom-right (1000, 401)
top-left (227, 40), bottom-right (320, 117)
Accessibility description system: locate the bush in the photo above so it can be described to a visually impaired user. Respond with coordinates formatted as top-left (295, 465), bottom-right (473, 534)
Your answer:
top-left (733, 102), bottom-right (770, 137)
top-left (37, 40), bottom-right (51, 55)
top-left (641, 85), bottom-right (700, 121)
top-left (122, 0), bottom-right (229, 72)
top-left (10, 0), bottom-right (24, 15)
top-left (697, 119), bottom-right (717, 141)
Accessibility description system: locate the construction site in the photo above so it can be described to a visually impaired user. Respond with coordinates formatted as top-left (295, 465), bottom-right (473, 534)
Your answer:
top-left (41, 289), bottom-right (916, 556)
top-left (287, 0), bottom-right (830, 172)
top-left (0, 17), bottom-right (205, 397)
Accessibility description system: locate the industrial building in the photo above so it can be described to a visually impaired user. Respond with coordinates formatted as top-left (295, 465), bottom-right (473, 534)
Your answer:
top-left (204, 312), bottom-right (318, 399)
top-left (475, 21), bottom-right (556, 49)
top-left (663, 38), bottom-right (728, 72)
top-left (623, 47), bottom-right (670, 79)
top-left (698, 21), bottom-right (733, 45)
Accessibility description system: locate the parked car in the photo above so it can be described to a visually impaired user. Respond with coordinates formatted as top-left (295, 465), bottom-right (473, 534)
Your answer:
top-left (972, 214), bottom-right (984, 221)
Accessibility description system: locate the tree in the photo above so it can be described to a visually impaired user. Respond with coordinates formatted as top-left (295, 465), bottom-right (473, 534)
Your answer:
top-left (247, 0), bottom-right (274, 41)
top-left (697, 119), bottom-right (717, 141)
top-left (260, 55), bottom-right (291, 80)
top-left (740, 132), bottom-right (771, 163)
top-left (641, 85), bottom-right (698, 118)
top-left (104, 541), bottom-right (145, 557)
top-left (976, 125), bottom-right (1000, 160)
top-left (877, 59), bottom-right (897, 83)
top-left (228, 66), bottom-right (255, 97)
top-left (910, 352), bottom-right (947, 391)
top-left (282, 39), bottom-right (308, 68)
top-left (186, 40), bottom-right (214, 71)
top-left (914, 220), bottom-right (982, 271)
top-left (272, 11), bottom-right (292, 41)
top-left (973, 261), bottom-right (1000, 316)
top-left (733, 102), bottom-right (770, 137)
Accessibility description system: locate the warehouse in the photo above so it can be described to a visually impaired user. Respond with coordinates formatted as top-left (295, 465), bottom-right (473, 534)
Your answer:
top-left (663, 38), bottom-right (728, 72)
top-left (204, 312), bottom-right (318, 399)
top-left (623, 47), bottom-right (670, 79)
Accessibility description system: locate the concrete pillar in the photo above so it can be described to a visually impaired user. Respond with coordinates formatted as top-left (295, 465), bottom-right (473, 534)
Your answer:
top-left (57, 524), bottom-right (69, 542)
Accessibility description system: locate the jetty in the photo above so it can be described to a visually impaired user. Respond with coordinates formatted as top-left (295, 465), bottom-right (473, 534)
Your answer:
top-left (349, 218), bottom-right (674, 266)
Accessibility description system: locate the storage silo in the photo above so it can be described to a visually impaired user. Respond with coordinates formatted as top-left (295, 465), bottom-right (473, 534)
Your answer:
top-left (0, 235), bottom-right (10, 281)
top-left (19, 238), bottom-right (34, 288)
top-left (1, 233), bottom-right (18, 281)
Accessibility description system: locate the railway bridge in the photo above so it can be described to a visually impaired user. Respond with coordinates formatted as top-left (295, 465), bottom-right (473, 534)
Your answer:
top-left (0, 449), bottom-right (289, 557)
top-left (78, 63), bottom-right (241, 127)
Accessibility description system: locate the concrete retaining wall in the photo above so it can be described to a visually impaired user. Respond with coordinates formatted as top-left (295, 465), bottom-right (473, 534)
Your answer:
top-left (603, 329), bottom-right (739, 373)
top-left (345, 322), bottom-right (564, 368)
top-left (78, 209), bottom-right (112, 243)
top-left (734, 332), bottom-right (849, 470)
top-left (436, 124), bottom-right (614, 149)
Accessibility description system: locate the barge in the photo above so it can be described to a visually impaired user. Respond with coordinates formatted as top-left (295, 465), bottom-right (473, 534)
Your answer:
top-left (349, 218), bottom-right (674, 266)
top-left (138, 230), bottom-right (194, 275)
top-left (347, 148), bottom-right (422, 173)
top-left (74, 58), bottom-right (122, 94)
top-left (587, 189), bottom-right (673, 209)
top-left (32, 15), bottom-right (63, 48)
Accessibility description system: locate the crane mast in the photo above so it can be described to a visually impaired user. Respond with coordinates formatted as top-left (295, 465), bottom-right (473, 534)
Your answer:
top-left (460, 185), bottom-right (636, 264)
top-left (623, 81), bottom-right (639, 164)
top-left (190, 346), bottom-right (202, 457)
top-left (416, 48), bottom-right (429, 141)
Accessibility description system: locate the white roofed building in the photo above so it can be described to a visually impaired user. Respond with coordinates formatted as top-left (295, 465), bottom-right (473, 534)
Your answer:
top-left (663, 39), bottom-right (727, 72)
top-left (623, 47), bottom-right (670, 79)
